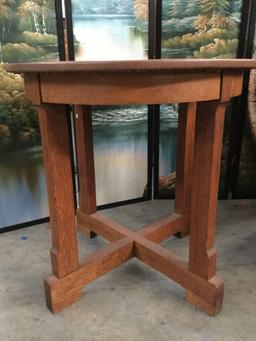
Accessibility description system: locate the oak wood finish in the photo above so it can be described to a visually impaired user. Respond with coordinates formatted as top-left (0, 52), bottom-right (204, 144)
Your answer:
top-left (74, 105), bottom-right (97, 238)
top-left (138, 213), bottom-right (183, 243)
top-left (175, 103), bottom-right (196, 237)
top-left (38, 104), bottom-right (79, 278)
top-left (78, 209), bottom-right (184, 245)
top-left (39, 72), bottom-right (221, 105)
top-left (6, 59), bottom-right (256, 316)
top-left (23, 73), bottom-right (42, 105)
top-left (45, 237), bottom-right (134, 313)
top-left (187, 100), bottom-right (227, 315)
top-left (5, 59), bottom-right (256, 73)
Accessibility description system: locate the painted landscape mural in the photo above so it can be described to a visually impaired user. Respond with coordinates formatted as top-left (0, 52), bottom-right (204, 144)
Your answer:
top-left (162, 0), bottom-right (241, 58)
top-left (0, 0), bottom-right (149, 227)
top-left (0, 0), bottom-right (58, 228)
top-left (0, 0), bottom-right (254, 228)
top-left (71, 0), bottom-right (150, 205)
top-left (158, 0), bottom-right (243, 198)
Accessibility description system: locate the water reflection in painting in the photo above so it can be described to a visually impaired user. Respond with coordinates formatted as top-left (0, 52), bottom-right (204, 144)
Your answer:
top-left (72, 0), bottom-right (150, 205)
top-left (93, 107), bottom-right (148, 204)
top-left (0, 148), bottom-right (48, 227)
top-left (74, 16), bottom-right (148, 61)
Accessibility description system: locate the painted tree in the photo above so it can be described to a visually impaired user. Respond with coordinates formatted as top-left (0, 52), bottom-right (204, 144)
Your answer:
top-left (162, 0), bottom-right (170, 20)
top-left (133, 0), bottom-right (148, 22)
top-left (18, 0), bottom-right (41, 33)
top-left (229, 0), bottom-right (241, 13)
top-left (116, 0), bottom-right (133, 14)
top-left (169, 0), bottom-right (187, 19)
top-left (39, 0), bottom-right (56, 34)
top-left (194, 0), bottom-right (232, 31)
top-left (18, 0), bottom-right (55, 34)
top-left (162, 0), bottom-right (239, 58)
top-left (199, 0), bottom-right (230, 16)
top-left (185, 0), bottom-right (200, 17)
top-left (106, 0), bottom-right (118, 13)
top-left (0, 0), bottom-right (16, 62)
top-left (40, 0), bottom-right (48, 34)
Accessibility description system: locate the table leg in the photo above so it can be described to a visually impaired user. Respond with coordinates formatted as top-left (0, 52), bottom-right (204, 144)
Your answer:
top-left (187, 100), bottom-right (226, 315)
top-left (175, 102), bottom-right (196, 237)
top-left (74, 105), bottom-right (97, 238)
top-left (38, 104), bottom-right (80, 312)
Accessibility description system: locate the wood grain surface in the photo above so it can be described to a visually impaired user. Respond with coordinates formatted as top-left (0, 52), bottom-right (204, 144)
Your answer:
top-left (20, 60), bottom-right (255, 315)
top-left (5, 59), bottom-right (256, 73)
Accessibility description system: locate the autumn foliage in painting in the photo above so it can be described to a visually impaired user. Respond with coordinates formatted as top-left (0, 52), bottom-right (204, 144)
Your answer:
top-left (0, 0), bottom-right (57, 63)
top-left (133, 0), bottom-right (148, 22)
top-left (0, 0), bottom-right (58, 151)
top-left (162, 0), bottom-right (241, 58)
top-left (0, 64), bottom-right (39, 151)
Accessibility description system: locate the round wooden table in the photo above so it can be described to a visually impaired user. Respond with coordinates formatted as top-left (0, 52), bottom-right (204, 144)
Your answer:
top-left (5, 59), bottom-right (256, 315)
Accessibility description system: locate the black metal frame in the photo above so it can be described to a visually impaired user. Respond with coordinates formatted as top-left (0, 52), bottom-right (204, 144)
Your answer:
top-left (148, 0), bottom-right (162, 199)
top-left (147, 0), bottom-right (162, 200)
top-left (64, 0), bottom-right (75, 60)
top-left (151, 0), bottom-right (176, 200)
top-left (55, 0), bottom-right (66, 61)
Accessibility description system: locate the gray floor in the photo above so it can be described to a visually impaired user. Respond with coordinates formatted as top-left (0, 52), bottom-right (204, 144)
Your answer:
top-left (0, 200), bottom-right (256, 341)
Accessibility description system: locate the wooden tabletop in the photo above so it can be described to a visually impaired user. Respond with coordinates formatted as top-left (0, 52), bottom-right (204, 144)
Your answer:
top-left (4, 59), bottom-right (256, 74)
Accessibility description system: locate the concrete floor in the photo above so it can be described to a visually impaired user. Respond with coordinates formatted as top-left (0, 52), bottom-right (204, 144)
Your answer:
top-left (0, 200), bottom-right (256, 341)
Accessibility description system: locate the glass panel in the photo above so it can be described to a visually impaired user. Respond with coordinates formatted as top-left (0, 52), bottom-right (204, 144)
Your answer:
top-left (0, 0), bottom-right (58, 228)
top-left (72, 0), bottom-right (149, 205)
top-left (158, 0), bottom-right (242, 199)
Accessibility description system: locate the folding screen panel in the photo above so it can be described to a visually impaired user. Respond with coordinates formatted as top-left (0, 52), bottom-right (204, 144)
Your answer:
top-left (236, 26), bottom-right (256, 198)
top-left (157, 0), bottom-right (243, 199)
top-left (1, 0), bottom-right (253, 230)
top-left (0, 0), bottom-right (58, 228)
top-left (71, 0), bottom-right (149, 206)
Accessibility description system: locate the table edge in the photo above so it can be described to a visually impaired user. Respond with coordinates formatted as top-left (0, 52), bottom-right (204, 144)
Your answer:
top-left (4, 59), bottom-right (256, 74)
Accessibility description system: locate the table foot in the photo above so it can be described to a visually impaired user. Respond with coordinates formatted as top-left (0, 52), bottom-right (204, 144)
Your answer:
top-left (44, 275), bottom-right (82, 314)
top-left (187, 276), bottom-right (224, 316)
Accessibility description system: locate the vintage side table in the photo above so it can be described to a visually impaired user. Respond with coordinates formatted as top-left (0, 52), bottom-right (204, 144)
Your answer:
top-left (5, 60), bottom-right (256, 316)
